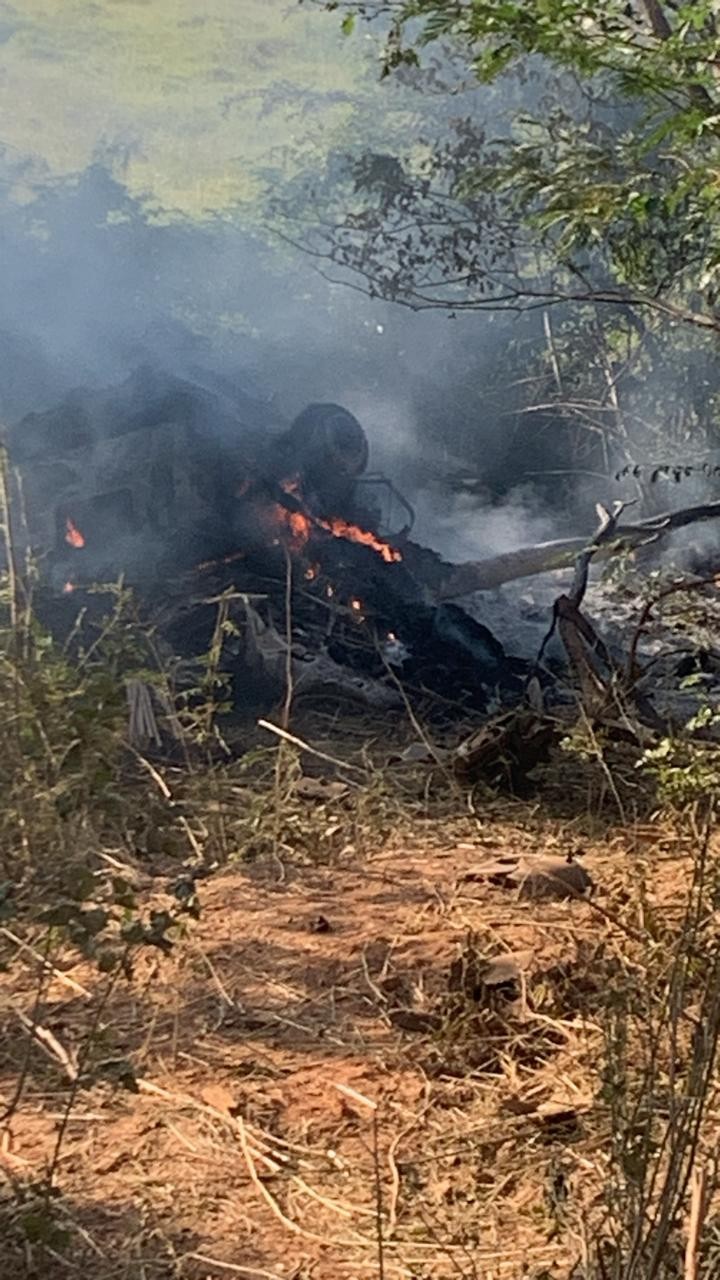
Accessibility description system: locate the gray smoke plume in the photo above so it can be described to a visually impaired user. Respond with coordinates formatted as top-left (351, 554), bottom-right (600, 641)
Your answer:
top-left (1, 2), bottom-right (712, 595)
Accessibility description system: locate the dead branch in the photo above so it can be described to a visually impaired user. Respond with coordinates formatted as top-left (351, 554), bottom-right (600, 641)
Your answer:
top-left (533, 502), bottom-right (627, 697)
top-left (557, 604), bottom-right (612, 714)
top-left (14, 1008), bottom-right (78, 1082)
top-left (570, 500), bottom-right (636, 607)
top-left (257, 718), bottom-right (367, 776)
top-left (626, 574), bottom-right (720, 683)
top-left (685, 1165), bottom-right (708, 1280)
top-left (0, 927), bottom-right (92, 999)
top-left (438, 499), bottom-right (720, 598)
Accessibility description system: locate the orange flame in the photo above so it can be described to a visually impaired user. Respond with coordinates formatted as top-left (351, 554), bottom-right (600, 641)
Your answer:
top-left (65, 517), bottom-right (85, 549)
top-left (275, 484), bottom-right (401, 564)
top-left (195, 549), bottom-right (246, 573)
top-left (288, 511), bottom-right (312, 544)
top-left (319, 515), bottom-right (401, 563)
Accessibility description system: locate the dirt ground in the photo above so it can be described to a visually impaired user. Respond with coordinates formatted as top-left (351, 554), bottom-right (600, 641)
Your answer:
top-left (0, 792), bottom-right (708, 1280)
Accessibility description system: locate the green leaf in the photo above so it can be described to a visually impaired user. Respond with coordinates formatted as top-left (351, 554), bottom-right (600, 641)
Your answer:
top-left (341, 13), bottom-right (355, 37)
top-left (120, 920), bottom-right (145, 945)
top-left (39, 902), bottom-right (79, 927)
top-left (20, 1209), bottom-right (70, 1249)
top-left (97, 1057), bottom-right (139, 1093)
top-left (76, 907), bottom-right (108, 937)
top-left (96, 947), bottom-right (121, 973)
top-left (111, 877), bottom-right (136, 910)
top-left (61, 866), bottom-right (96, 902)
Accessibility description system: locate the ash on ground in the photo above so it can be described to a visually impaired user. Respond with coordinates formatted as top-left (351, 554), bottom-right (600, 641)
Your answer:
top-left (470, 563), bottom-right (720, 734)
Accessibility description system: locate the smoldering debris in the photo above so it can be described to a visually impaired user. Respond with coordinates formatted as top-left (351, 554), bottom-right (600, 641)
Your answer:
top-left (6, 367), bottom-right (720, 789)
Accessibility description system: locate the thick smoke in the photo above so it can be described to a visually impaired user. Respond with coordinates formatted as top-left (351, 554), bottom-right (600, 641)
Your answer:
top-left (2, 3), bottom-right (710, 592)
top-left (0, 161), bottom-right (571, 575)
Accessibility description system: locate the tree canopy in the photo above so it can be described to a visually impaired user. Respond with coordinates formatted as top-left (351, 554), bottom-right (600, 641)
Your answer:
top-left (297, 1), bottom-right (720, 335)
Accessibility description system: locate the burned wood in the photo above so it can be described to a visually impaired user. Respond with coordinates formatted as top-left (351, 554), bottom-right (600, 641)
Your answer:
top-left (241, 597), bottom-right (401, 711)
top-left (453, 708), bottom-right (559, 793)
top-left (23, 366), bottom-right (720, 744)
top-left (526, 501), bottom-right (702, 738)
top-left (556, 602), bottom-right (615, 717)
top-left (525, 501), bottom-right (668, 733)
top-left (531, 503), bottom-right (626, 713)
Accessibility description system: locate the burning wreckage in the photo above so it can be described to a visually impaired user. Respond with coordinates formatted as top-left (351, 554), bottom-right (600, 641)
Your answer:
top-left (7, 365), bottom-right (720, 775)
top-left (6, 366), bottom-right (528, 714)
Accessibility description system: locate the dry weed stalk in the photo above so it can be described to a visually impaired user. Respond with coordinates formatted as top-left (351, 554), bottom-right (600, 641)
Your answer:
top-left (592, 807), bottom-right (720, 1279)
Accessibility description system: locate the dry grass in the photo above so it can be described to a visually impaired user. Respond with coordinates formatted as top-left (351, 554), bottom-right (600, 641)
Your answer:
top-left (2, 738), bottom-right (720, 1280)
top-left (1, 520), bottom-right (720, 1279)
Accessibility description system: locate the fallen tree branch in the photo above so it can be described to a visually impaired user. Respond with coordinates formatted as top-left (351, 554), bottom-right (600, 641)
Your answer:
top-left (531, 501), bottom-right (671, 738)
top-left (438, 500), bottom-right (720, 598)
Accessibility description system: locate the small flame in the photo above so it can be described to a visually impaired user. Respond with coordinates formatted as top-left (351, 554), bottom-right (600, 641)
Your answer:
top-left (63, 581), bottom-right (75, 594)
top-left (195, 549), bottom-right (246, 572)
top-left (274, 485), bottom-right (401, 564)
top-left (272, 498), bottom-right (313, 551)
top-left (320, 516), bottom-right (401, 563)
top-left (304, 564), bottom-right (319, 581)
top-left (65, 517), bottom-right (85, 549)
top-left (350, 598), bottom-right (363, 612)
top-left (288, 511), bottom-right (312, 544)
top-left (387, 631), bottom-right (397, 642)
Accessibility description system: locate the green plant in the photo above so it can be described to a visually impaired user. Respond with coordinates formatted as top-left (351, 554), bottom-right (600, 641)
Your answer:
top-left (639, 705), bottom-right (720, 807)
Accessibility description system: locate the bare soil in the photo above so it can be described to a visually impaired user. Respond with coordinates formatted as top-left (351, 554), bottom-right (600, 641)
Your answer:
top-left (0, 789), bottom-right (709, 1280)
